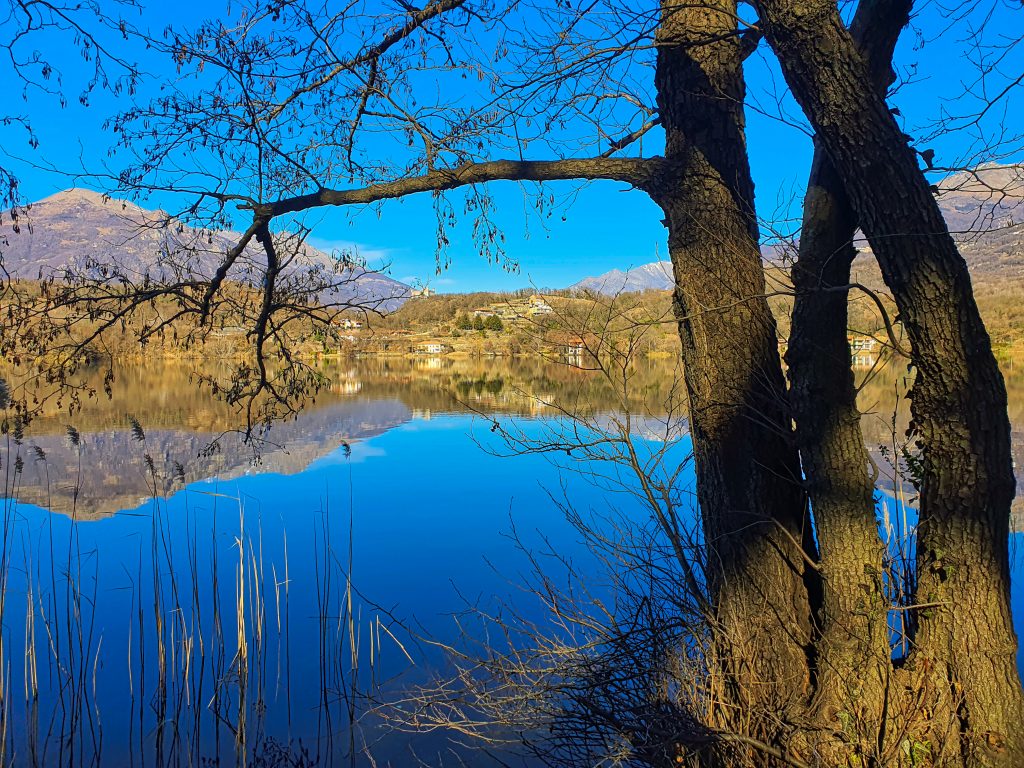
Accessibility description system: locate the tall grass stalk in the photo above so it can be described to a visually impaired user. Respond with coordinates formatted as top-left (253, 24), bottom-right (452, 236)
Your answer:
top-left (0, 414), bottom-right (396, 767)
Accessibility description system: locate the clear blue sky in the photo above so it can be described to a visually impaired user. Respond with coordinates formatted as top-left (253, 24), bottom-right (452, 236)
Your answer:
top-left (1, 0), bottom-right (1020, 292)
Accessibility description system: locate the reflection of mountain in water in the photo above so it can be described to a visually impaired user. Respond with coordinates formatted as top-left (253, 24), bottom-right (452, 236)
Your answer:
top-left (5, 355), bottom-right (1023, 526)
top-left (9, 398), bottom-right (413, 518)
top-left (6, 356), bottom-right (679, 518)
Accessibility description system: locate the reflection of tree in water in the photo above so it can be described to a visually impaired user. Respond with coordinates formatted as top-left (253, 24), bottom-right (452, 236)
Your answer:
top-left (2, 356), bottom-right (684, 518)
top-left (8, 356), bottom-right (676, 434)
top-left (6, 355), bottom-right (1023, 523)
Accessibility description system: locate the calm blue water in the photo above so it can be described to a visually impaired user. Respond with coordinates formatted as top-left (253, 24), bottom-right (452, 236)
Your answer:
top-left (1, 381), bottom-right (1023, 766)
top-left (1, 410), bottom-right (690, 766)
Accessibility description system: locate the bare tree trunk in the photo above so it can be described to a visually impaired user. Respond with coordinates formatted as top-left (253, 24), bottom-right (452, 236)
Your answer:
top-left (787, 147), bottom-right (892, 753)
top-left (653, 0), bottom-right (816, 741)
top-left (756, 0), bottom-right (1024, 761)
top-left (785, 0), bottom-right (910, 755)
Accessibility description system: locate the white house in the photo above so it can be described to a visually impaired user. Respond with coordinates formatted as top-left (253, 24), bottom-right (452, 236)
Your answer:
top-left (415, 340), bottom-right (451, 355)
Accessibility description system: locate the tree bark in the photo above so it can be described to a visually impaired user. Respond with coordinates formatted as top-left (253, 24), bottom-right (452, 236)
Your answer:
top-left (756, 0), bottom-right (1024, 762)
top-left (787, 147), bottom-right (892, 755)
top-left (785, 0), bottom-right (910, 756)
top-left (653, 0), bottom-right (816, 745)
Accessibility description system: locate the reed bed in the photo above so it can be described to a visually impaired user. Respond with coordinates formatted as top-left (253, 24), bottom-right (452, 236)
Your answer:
top-left (0, 413), bottom-right (403, 767)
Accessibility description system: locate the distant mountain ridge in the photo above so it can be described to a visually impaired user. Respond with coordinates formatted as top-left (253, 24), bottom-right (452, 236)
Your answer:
top-left (571, 261), bottom-right (674, 293)
top-left (1, 189), bottom-right (411, 310)
top-left (572, 163), bottom-right (1024, 294)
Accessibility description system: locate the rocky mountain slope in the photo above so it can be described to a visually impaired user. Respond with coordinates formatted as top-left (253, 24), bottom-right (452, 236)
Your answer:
top-left (571, 260), bottom-right (673, 293)
top-left (1, 189), bottom-right (410, 310)
top-left (572, 164), bottom-right (1024, 294)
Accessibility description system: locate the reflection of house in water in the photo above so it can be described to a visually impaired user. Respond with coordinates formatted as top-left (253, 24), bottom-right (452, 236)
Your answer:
top-left (417, 357), bottom-right (445, 370)
top-left (562, 337), bottom-right (586, 360)
top-left (849, 334), bottom-right (880, 368)
top-left (528, 393), bottom-right (557, 416)
top-left (412, 408), bottom-right (433, 420)
top-left (852, 351), bottom-right (878, 368)
top-left (331, 379), bottom-right (362, 395)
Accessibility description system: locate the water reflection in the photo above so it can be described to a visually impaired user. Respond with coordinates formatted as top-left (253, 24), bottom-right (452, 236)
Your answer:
top-left (4, 356), bottom-right (682, 518)
top-left (855, 356), bottom-right (1024, 526)
top-left (0, 354), bottom-right (1021, 766)
top-left (6, 355), bottom-right (1023, 523)
top-left (2, 414), bottom-right (591, 766)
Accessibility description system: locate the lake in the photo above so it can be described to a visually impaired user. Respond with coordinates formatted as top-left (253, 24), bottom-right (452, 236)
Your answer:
top-left (1, 355), bottom-right (1023, 766)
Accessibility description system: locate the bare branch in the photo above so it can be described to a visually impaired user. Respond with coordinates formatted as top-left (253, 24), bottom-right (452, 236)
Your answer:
top-left (252, 157), bottom-right (659, 218)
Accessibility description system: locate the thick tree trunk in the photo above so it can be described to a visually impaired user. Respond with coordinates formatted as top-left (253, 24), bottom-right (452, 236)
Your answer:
top-left (785, 0), bottom-right (910, 756)
top-left (652, 0), bottom-right (816, 746)
top-left (756, 0), bottom-right (1024, 762)
top-left (787, 148), bottom-right (891, 753)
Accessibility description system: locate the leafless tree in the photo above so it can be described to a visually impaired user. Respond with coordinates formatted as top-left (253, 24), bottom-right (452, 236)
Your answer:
top-left (5, 0), bottom-right (1024, 764)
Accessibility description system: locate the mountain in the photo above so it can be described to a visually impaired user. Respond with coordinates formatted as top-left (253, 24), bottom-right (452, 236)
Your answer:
top-left (572, 163), bottom-right (1024, 294)
top-left (571, 260), bottom-right (673, 294)
top-left (0, 189), bottom-right (410, 310)
top-left (915, 163), bottom-right (1023, 285)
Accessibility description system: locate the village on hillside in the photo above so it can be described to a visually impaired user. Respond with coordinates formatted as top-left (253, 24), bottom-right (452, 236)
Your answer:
top-left (326, 287), bottom-right (888, 369)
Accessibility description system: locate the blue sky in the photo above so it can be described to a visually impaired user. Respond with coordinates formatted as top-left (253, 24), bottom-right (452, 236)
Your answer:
top-left (1, 0), bottom-right (1020, 292)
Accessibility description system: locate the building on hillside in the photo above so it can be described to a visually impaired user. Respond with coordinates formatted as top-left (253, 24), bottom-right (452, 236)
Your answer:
top-left (209, 325), bottom-right (248, 338)
top-left (410, 286), bottom-right (435, 298)
top-left (849, 333), bottom-right (880, 368)
top-left (547, 331), bottom-right (592, 363)
top-left (848, 334), bottom-right (879, 352)
top-left (414, 340), bottom-right (452, 355)
top-left (471, 308), bottom-right (498, 318)
top-left (338, 318), bottom-right (363, 329)
top-left (528, 294), bottom-right (554, 316)
top-left (561, 337), bottom-right (587, 358)
top-left (501, 302), bottom-right (532, 321)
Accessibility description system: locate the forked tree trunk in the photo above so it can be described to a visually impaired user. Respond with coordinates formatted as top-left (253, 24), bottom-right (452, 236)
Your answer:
top-left (756, 0), bottom-right (1024, 762)
top-left (652, 0), bottom-right (816, 744)
top-left (785, 0), bottom-right (909, 756)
